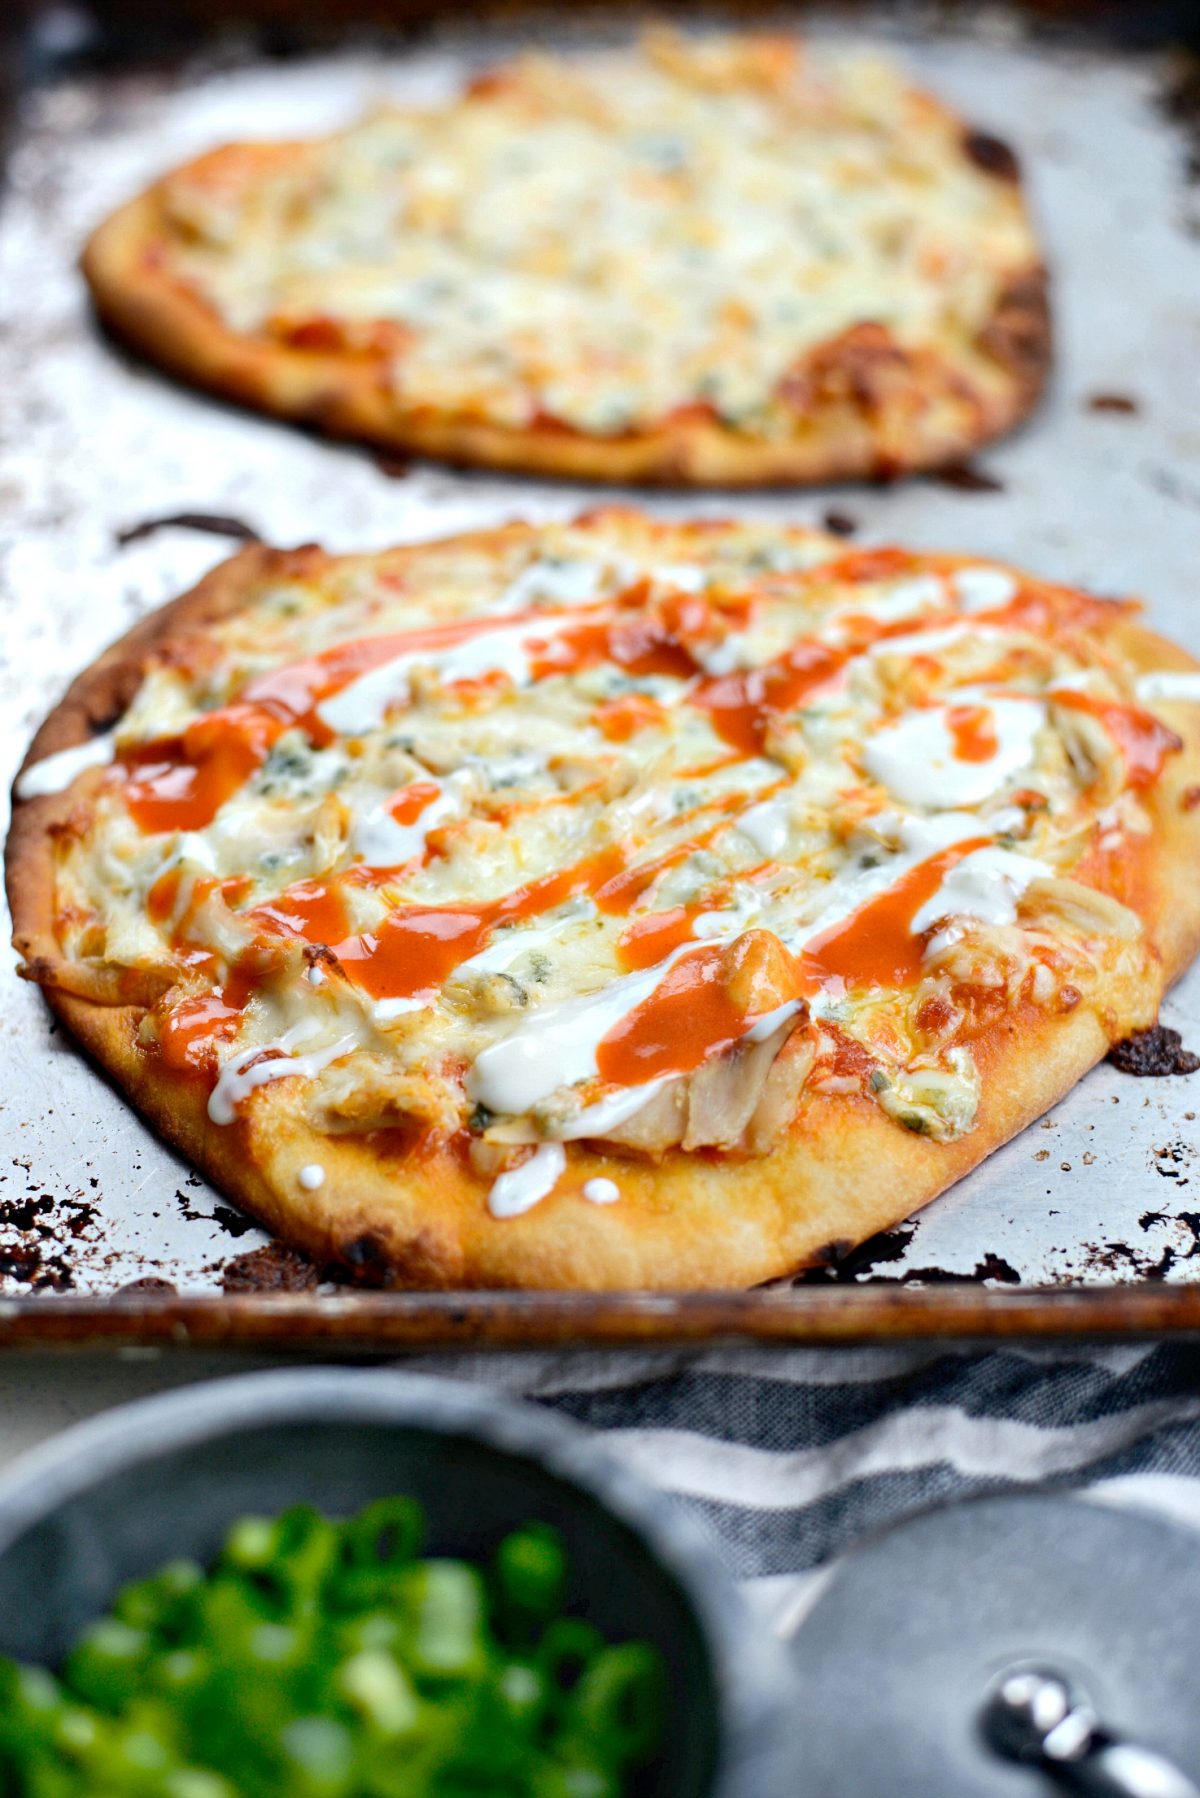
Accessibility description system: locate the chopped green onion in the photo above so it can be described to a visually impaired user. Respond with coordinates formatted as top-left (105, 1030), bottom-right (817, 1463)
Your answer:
top-left (0, 1498), bottom-right (663, 1795)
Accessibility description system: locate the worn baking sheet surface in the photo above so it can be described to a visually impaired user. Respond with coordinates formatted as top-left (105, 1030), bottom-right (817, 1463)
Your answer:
top-left (1, 17), bottom-right (1200, 1342)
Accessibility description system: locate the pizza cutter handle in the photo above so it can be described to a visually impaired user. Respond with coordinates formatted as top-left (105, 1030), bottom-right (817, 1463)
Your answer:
top-left (981, 1668), bottom-right (1200, 1798)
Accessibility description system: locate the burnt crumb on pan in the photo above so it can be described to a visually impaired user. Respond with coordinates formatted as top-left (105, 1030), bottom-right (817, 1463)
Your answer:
top-left (0, 1241), bottom-right (74, 1290)
top-left (373, 451), bottom-right (412, 479)
top-left (1080, 1237), bottom-right (1178, 1280)
top-left (1096, 1208), bottom-right (1200, 1282)
top-left (798, 1230), bottom-right (1021, 1286)
top-left (0, 1191), bottom-right (97, 1294)
top-left (212, 1204), bottom-right (256, 1239)
top-left (116, 1276), bottom-right (177, 1296)
top-left (892, 1254), bottom-right (1022, 1286)
top-left (932, 460), bottom-right (1005, 493)
top-left (175, 1189), bottom-right (255, 1235)
top-left (0, 1194), bottom-right (54, 1233)
top-left (1152, 1141), bottom-right (1193, 1182)
top-left (1160, 57), bottom-right (1200, 183)
top-left (1078, 1206), bottom-right (1200, 1279)
top-left (115, 511), bottom-right (263, 549)
top-left (222, 1242), bottom-right (320, 1294)
top-left (822, 509), bottom-right (859, 537)
top-left (61, 1199), bottom-right (99, 1239)
top-left (1087, 392), bottom-right (1139, 414)
top-left (1108, 1024), bottom-right (1200, 1077)
top-left (974, 1253), bottom-right (1022, 1284)
top-left (798, 1225), bottom-right (916, 1281)
top-left (962, 128), bottom-right (1021, 181)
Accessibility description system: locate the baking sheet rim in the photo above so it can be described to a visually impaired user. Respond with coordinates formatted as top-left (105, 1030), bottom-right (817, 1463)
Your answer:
top-left (3, 1284), bottom-right (1200, 1352)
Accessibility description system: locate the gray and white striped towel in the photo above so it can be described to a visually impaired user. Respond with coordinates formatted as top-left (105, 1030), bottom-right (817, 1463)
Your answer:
top-left (420, 1340), bottom-right (1200, 1636)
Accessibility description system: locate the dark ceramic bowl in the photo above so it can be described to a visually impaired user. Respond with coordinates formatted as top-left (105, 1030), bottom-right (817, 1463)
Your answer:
top-left (0, 1368), bottom-right (792, 1797)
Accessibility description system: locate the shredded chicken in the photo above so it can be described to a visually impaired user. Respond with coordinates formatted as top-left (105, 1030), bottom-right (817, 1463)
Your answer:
top-left (598, 1015), bottom-right (816, 1158)
top-left (1023, 876), bottom-right (1143, 942)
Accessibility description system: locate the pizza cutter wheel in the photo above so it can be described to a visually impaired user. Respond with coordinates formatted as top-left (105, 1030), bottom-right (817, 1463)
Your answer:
top-left (786, 1492), bottom-right (1200, 1796)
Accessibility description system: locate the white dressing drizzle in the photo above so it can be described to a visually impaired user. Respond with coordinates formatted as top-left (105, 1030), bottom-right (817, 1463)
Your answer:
top-left (208, 1027), bottom-right (357, 1126)
top-left (491, 557), bottom-right (610, 615)
top-left (646, 562), bottom-right (706, 593)
top-left (297, 1163), bottom-right (326, 1190)
top-left (951, 567), bottom-right (1017, 613)
top-left (863, 699), bottom-right (1043, 809)
top-left (697, 635), bottom-right (749, 678)
top-left (738, 792), bottom-right (793, 858)
top-left (582, 1177), bottom-right (621, 1205)
top-left (467, 812), bottom-right (999, 1121)
top-left (845, 574), bottom-right (945, 625)
top-left (373, 996), bottom-right (426, 1023)
top-left (15, 731), bottom-right (116, 800)
top-left (350, 769), bottom-right (473, 868)
top-left (487, 1142), bottom-right (566, 1218)
top-left (467, 963), bottom-right (672, 1116)
top-left (1136, 672), bottom-right (1200, 703)
top-left (555, 1078), bottom-right (670, 1140)
top-left (744, 998), bottom-right (804, 1043)
top-left (867, 622), bottom-right (976, 661)
top-left (455, 903), bottom-right (595, 978)
top-left (317, 613), bottom-right (583, 735)
top-left (912, 846), bottom-right (1053, 941)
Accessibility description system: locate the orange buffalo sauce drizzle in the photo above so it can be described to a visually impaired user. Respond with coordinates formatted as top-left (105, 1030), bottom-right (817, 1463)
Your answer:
top-left (946, 705), bottom-right (999, 764)
top-left (155, 791), bottom-right (751, 1057)
top-left (121, 555), bottom-right (1130, 836)
top-left (799, 839), bottom-right (989, 993)
top-left (592, 694), bottom-right (669, 742)
top-left (617, 905), bottom-right (704, 970)
top-left (158, 965), bottom-right (257, 1071)
top-left (1051, 689), bottom-right (1181, 788)
top-left (529, 599), bottom-right (696, 685)
top-left (328, 843), bottom-right (629, 1001)
top-left (123, 705), bottom-right (284, 835)
top-left (596, 942), bottom-right (770, 1085)
top-left (692, 639), bottom-right (846, 756)
top-left (332, 801), bottom-right (771, 1003)
top-left (388, 780), bottom-right (442, 826)
top-left (595, 840), bottom-right (988, 1088)
top-left (243, 878), bottom-right (352, 945)
top-left (597, 935), bottom-right (811, 1087)
top-left (146, 867), bottom-right (252, 931)
top-left (141, 558), bottom-right (1143, 1074)
top-left (119, 603), bottom-right (612, 835)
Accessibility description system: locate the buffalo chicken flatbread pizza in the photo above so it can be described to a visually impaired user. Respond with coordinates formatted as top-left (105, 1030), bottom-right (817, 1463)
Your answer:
top-left (81, 31), bottom-right (1049, 486)
top-left (9, 512), bottom-right (1200, 1289)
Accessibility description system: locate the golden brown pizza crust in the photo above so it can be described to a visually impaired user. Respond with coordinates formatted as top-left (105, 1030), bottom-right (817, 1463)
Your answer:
top-left (81, 177), bottom-right (1050, 489)
top-left (9, 550), bottom-right (1200, 1292)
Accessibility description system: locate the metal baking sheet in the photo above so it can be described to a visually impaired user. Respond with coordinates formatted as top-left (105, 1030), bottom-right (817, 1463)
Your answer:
top-left (2, 15), bottom-right (1200, 1344)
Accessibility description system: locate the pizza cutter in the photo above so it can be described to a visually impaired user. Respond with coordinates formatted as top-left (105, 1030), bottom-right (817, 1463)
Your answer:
top-left (980, 1665), bottom-right (1197, 1795)
top-left (785, 1492), bottom-right (1200, 1796)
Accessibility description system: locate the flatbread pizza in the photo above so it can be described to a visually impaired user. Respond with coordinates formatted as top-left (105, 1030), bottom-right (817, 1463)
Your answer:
top-left (81, 31), bottom-right (1049, 487)
top-left (9, 511), bottom-right (1200, 1289)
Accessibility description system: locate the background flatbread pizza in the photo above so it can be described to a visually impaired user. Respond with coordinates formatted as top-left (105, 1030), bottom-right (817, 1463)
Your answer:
top-left (81, 30), bottom-right (1050, 487)
top-left (8, 512), bottom-right (1200, 1290)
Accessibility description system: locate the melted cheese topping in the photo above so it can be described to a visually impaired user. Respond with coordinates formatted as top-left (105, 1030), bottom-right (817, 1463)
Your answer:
top-left (36, 515), bottom-right (1180, 1209)
top-left (156, 31), bottom-right (1039, 437)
